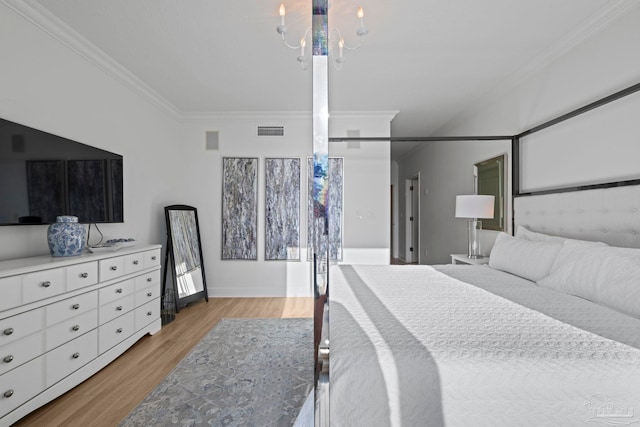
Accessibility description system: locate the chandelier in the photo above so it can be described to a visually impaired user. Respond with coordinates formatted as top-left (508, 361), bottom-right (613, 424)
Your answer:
top-left (276, 3), bottom-right (368, 70)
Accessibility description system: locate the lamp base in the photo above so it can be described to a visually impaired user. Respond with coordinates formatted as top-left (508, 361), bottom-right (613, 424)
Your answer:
top-left (466, 219), bottom-right (482, 259)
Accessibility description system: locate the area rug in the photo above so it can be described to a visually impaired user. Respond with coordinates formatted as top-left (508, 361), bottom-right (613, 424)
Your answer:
top-left (119, 318), bottom-right (313, 427)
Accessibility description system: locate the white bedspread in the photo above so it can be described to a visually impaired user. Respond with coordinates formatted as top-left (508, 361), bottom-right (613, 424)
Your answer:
top-left (329, 265), bottom-right (640, 427)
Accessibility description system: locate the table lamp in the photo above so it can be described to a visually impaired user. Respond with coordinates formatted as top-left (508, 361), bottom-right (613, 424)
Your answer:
top-left (455, 195), bottom-right (495, 258)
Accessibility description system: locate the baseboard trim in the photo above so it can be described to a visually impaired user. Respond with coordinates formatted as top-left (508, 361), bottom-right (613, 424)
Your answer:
top-left (208, 287), bottom-right (312, 298)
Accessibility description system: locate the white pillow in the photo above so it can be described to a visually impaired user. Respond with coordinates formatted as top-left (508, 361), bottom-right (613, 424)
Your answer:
top-left (489, 232), bottom-right (563, 282)
top-left (516, 225), bottom-right (607, 246)
top-left (537, 241), bottom-right (640, 318)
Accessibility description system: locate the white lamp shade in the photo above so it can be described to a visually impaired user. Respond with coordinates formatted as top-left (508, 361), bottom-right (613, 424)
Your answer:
top-left (455, 195), bottom-right (495, 219)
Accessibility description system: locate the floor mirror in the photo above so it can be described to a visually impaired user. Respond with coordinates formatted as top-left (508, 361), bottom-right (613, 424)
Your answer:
top-left (163, 204), bottom-right (209, 312)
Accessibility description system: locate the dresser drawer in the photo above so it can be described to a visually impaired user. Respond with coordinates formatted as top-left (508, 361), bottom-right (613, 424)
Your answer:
top-left (98, 279), bottom-right (134, 306)
top-left (66, 262), bottom-right (99, 292)
top-left (46, 309), bottom-right (98, 352)
top-left (98, 311), bottom-right (134, 354)
top-left (46, 291), bottom-right (98, 327)
top-left (98, 256), bottom-right (125, 282)
top-left (0, 308), bottom-right (43, 347)
top-left (0, 331), bottom-right (43, 377)
top-left (0, 276), bottom-right (20, 312)
top-left (22, 268), bottom-right (65, 304)
top-left (99, 294), bottom-right (134, 325)
top-left (134, 283), bottom-right (161, 306)
top-left (124, 253), bottom-right (146, 275)
top-left (135, 298), bottom-right (159, 331)
top-left (135, 270), bottom-right (160, 291)
top-left (0, 355), bottom-right (45, 417)
top-left (46, 329), bottom-right (97, 388)
top-left (144, 249), bottom-right (161, 269)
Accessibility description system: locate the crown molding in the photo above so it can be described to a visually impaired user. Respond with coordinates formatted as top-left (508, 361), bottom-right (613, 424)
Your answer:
top-left (330, 110), bottom-right (400, 121)
top-left (3, 0), bottom-right (399, 125)
top-left (180, 111), bottom-right (311, 122)
top-left (180, 110), bottom-right (399, 122)
top-left (436, 0), bottom-right (640, 135)
top-left (3, 0), bottom-right (181, 119)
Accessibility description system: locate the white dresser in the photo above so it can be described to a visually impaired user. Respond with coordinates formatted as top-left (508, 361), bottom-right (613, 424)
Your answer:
top-left (0, 245), bottom-right (162, 426)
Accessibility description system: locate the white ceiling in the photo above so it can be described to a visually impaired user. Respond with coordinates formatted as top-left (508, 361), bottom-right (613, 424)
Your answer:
top-left (27, 0), bottom-right (632, 158)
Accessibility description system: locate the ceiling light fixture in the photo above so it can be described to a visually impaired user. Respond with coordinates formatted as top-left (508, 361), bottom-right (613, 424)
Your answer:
top-left (276, 3), bottom-right (368, 70)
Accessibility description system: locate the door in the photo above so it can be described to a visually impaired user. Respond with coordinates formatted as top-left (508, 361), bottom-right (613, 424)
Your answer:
top-left (405, 177), bottom-right (420, 263)
top-left (411, 178), bottom-right (419, 263)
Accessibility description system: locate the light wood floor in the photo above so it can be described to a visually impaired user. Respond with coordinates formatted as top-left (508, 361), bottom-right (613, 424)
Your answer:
top-left (14, 297), bottom-right (313, 427)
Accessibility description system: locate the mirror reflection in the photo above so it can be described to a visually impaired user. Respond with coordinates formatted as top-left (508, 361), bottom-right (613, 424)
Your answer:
top-left (164, 205), bottom-right (208, 310)
top-left (475, 154), bottom-right (506, 231)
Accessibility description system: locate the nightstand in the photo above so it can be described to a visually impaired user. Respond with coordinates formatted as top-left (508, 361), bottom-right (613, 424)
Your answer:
top-left (450, 254), bottom-right (490, 265)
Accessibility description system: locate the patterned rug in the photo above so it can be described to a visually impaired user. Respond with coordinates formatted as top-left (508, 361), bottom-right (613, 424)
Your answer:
top-left (119, 318), bottom-right (314, 427)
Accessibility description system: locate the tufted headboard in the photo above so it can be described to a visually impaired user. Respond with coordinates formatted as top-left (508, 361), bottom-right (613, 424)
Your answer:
top-left (514, 184), bottom-right (640, 248)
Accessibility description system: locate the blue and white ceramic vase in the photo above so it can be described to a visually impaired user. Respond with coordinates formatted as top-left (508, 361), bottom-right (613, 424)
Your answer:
top-left (47, 216), bottom-right (86, 257)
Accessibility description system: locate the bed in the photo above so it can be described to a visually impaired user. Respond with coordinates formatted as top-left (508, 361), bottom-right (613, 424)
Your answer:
top-left (329, 184), bottom-right (640, 426)
top-left (321, 78), bottom-right (640, 426)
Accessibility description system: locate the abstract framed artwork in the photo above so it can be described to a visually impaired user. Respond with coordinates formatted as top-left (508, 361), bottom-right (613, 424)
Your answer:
top-left (265, 158), bottom-right (301, 261)
top-left (221, 157), bottom-right (258, 260)
top-left (307, 157), bottom-right (343, 261)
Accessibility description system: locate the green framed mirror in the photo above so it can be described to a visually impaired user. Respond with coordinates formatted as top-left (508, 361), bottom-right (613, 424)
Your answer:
top-left (475, 154), bottom-right (506, 231)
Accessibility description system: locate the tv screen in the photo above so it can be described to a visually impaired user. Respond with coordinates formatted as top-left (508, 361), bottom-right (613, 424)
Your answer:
top-left (0, 117), bottom-right (123, 225)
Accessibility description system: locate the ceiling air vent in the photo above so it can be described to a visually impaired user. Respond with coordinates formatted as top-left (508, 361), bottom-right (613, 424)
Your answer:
top-left (257, 126), bottom-right (285, 137)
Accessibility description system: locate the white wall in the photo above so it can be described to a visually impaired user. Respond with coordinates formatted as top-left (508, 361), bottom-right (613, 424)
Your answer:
top-left (181, 112), bottom-right (394, 297)
top-left (0, 4), bottom-right (394, 298)
top-left (438, 6), bottom-right (640, 137)
top-left (437, 5), bottom-right (640, 185)
top-left (396, 5), bottom-right (640, 263)
top-left (0, 3), bottom-right (181, 260)
top-left (396, 140), bottom-right (510, 265)
top-left (520, 90), bottom-right (640, 192)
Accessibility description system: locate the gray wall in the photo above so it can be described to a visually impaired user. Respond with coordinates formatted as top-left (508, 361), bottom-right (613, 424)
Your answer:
top-left (396, 140), bottom-right (510, 265)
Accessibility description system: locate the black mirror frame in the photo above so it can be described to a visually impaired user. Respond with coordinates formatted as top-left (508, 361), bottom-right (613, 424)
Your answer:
top-left (163, 204), bottom-right (209, 311)
top-left (475, 154), bottom-right (507, 232)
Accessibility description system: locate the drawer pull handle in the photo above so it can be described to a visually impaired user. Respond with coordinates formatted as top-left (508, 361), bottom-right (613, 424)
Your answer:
top-left (80, 272), bottom-right (89, 278)
top-left (3, 390), bottom-right (14, 398)
top-left (147, 292), bottom-right (153, 297)
top-left (116, 288), bottom-right (123, 294)
top-left (116, 306), bottom-right (123, 311)
top-left (147, 277), bottom-right (152, 282)
top-left (72, 325), bottom-right (80, 331)
top-left (147, 311), bottom-right (152, 316)
top-left (133, 260), bottom-right (139, 265)
top-left (72, 303), bottom-right (80, 310)
top-left (110, 266), bottom-right (118, 271)
top-left (3, 328), bottom-right (13, 336)
top-left (116, 328), bottom-right (123, 334)
top-left (3, 355), bottom-right (14, 363)
top-left (72, 353), bottom-right (80, 359)
top-left (151, 256), bottom-right (157, 261)
top-left (42, 281), bottom-right (51, 288)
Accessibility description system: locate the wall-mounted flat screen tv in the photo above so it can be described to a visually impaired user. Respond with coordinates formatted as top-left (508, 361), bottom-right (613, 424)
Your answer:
top-left (0, 117), bottom-right (123, 225)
